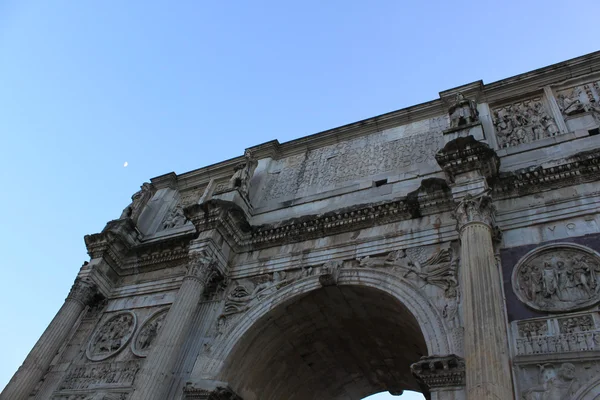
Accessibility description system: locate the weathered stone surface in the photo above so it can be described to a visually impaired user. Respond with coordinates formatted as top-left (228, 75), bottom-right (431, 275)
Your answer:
top-left (6, 52), bottom-right (600, 400)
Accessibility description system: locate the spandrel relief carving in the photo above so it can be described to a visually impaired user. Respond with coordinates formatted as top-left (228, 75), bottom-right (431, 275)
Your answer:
top-left (87, 312), bottom-right (137, 361)
top-left (223, 267), bottom-right (314, 317)
top-left (556, 80), bottom-right (600, 121)
top-left (132, 308), bottom-right (169, 357)
top-left (512, 244), bottom-right (600, 312)
top-left (493, 97), bottom-right (559, 148)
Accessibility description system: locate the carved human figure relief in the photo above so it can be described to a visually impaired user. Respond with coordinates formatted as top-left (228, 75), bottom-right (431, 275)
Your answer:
top-left (58, 360), bottom-right (140, 391)
top-left (86, 312), bottom-right (137, 361)
top-left (522, 363), bottom-right (579, 400)
top-left (119, 182), bottom-right (155, 223)
top-left (448, 92), bottom-right (479, 129)
top-left (160, 203), bottom-right (187, 231)
top-left (493, 97), bottom-right (559, 148)
top-left (225, 149), bottom-right (258, 198)
top-left (132, 308), bottom-right (169, 357)
top-left (512, 243), bottom-right (600, 312)
top-left (556, 80), bottom-right (600, 121)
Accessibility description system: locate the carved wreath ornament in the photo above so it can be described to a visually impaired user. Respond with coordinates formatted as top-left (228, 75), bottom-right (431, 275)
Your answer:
top-left (512, 243), bottom-right (600, 312)
top-left (86, 311), bottom-right (137, 361)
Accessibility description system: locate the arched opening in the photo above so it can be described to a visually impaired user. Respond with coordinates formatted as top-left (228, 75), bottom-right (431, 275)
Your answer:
top-left (221, 284), bottom-right (430, 400)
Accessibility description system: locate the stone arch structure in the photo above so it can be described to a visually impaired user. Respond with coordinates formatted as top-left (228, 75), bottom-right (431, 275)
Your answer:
top-left (6, 53), bottom-right (600, 400)
top-left (205, 269), bottom-right (452, 399)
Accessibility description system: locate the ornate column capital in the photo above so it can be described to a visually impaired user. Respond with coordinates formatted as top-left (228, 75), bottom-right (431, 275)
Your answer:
top-left (454, 192), bottom-right (495, 231)
top-left (410, 354), bottom-right (465, 391)
top-left (185, 251), bottom-right (222, 287)
top-left (66, 278), bottom-right (98, 306)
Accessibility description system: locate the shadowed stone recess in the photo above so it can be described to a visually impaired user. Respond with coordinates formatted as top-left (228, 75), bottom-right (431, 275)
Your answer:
top-left (222, 286), bottom-right (427, 400)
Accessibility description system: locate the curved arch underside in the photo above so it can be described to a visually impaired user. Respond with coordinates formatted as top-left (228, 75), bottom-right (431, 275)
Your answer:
top-left (222, 285), bottom-right (428, 400)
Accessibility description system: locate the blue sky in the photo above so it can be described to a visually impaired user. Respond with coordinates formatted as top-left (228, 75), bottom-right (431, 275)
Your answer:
top-left (0, 1), bottom-right (598, 397)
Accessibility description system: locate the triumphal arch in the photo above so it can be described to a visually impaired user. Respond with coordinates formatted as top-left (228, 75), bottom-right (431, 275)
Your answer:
top-left (5, 52), bottom-right (600, 400)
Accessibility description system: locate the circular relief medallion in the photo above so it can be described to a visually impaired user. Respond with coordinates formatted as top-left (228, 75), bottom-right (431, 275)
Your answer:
top-left (132, 307), bottom-right (169, 357)
top-left (512, 243), bottom-right (600, 312)
top-left (86, 311), bottom-right (137, 361)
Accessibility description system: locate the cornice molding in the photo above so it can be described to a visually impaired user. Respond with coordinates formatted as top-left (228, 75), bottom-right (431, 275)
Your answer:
top-left (436, 135), bottom-right (500, 182)
top-left (494, 148), bottom-right (600, 198)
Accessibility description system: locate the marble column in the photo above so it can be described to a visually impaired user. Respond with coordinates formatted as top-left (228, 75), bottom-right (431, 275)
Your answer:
top-left (455, 193), bottom-right (513, 400)
top-left (130, 251), bottom-right (220, 400)
top-left (0, 279), bottom-right (97, 400)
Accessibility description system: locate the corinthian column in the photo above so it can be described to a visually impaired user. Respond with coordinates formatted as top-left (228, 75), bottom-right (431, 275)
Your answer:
top-left (455, 193), bottom-right (513, 400)
top-left (131, 251), bottom-right (221, 400)
top-left (1, 279), bottom-right (97, 400)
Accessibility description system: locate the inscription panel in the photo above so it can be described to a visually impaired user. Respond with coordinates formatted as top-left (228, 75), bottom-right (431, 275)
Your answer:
top-left (260, 117), bottom-right (447, 203)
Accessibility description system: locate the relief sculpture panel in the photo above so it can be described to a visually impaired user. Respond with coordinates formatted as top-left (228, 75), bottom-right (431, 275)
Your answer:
top-left (512, 243), bottom-right (600, 312)
top-left (131, 308), bottom-right (169, 357)
top-left (86, 312), bottom-right (137, 361)
top-left (556, 79), bottom-right (600, 120)
top-left (493, 96), bottom-right (560, 148)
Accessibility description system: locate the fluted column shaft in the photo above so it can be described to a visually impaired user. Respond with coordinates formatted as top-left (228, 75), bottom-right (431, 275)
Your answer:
top-left (1, 279), bottom-right (96, 400)
top-left (456, 195), bottom-right (513, 400)
top-left (131, 252), bottom-right (219, 400)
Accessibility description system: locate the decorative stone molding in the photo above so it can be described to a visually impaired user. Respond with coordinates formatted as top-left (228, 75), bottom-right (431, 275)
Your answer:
top-left (512, 243), bottom-right (600, 312)
top-left (435, 135), bottom-right (500, 182)
top-left (86, 312), bottom-right (137, 361)
top-left (131, 307), bottom-right (169, 357)
top-left (495, 148), bottom-right (600, 198)
top-left (183, 384), bottom-right (242, 400)
top-left (410, 354), bottom-right (465, 390)
top-left (84, 218), bottom-right (139, 267)
top-left (66, 278), bottom-right (98, 306)
top-left (453, 192), bottom-right (495, 230)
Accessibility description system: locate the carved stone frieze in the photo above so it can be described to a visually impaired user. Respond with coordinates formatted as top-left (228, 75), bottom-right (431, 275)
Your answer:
top-left (513, 314), bottom-right (600, 356)
top-left (410, 354), bottom-right (465, 390)
top-left (556, 80), bottom-right (600, 121)
top-left (53, 395), bottom-right (129, 400)
top-left (512, 243), bottom-right (600, 312)
top-left (87, 312), bottom-right (137, 361)
top-left (67, 278), bottom-right (99, 306)
top-left (132, 308), bottom-right (169, 357)
top-left (183, 384), bottom-right (242, 400)
top-left (57, 360), bottom-right (140, 391)
top-left (493, 96), bottom-right (560, 148)
top-left (454, 193), bottom-right (495, 230)
top-left (261, 122), bottom-right (445, 202)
